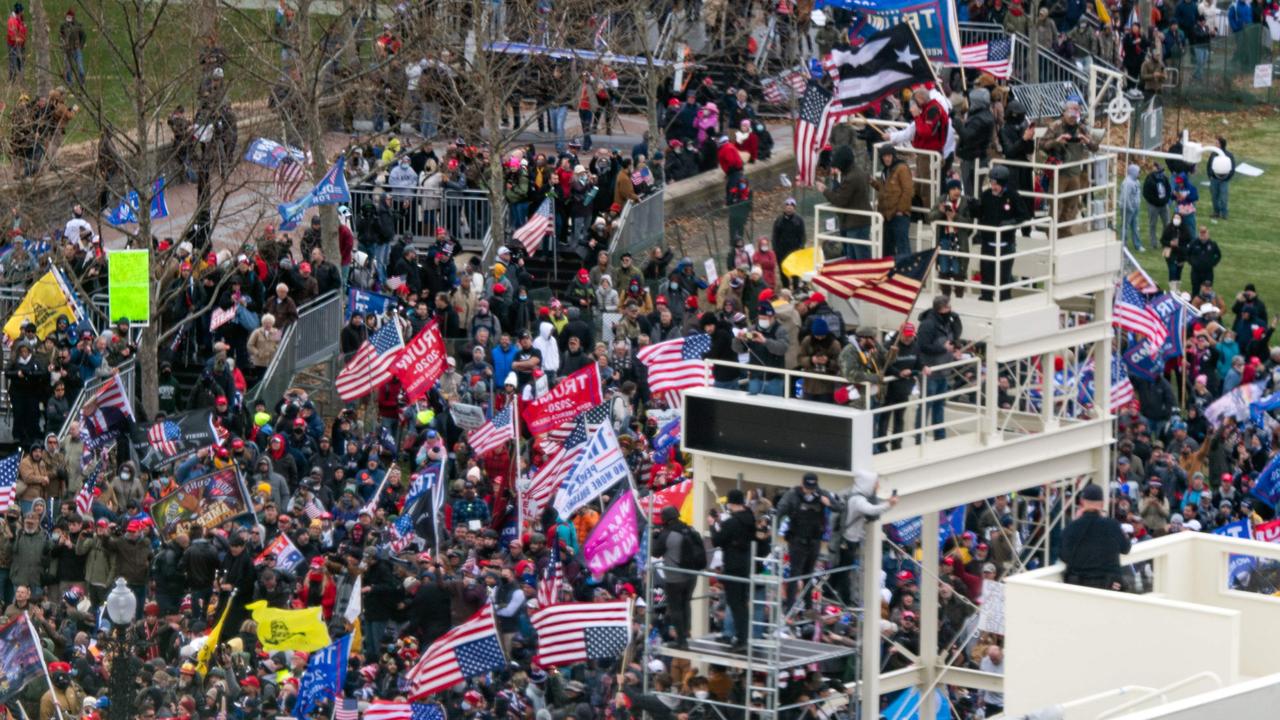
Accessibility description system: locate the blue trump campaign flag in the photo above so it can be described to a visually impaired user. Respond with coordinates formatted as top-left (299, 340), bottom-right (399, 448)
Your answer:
top-left (1213, 520), bottom-right (1256, 585)
top-left (104, 178), bottom-right (169, 226)
top-left (1249, 391), bottom-right (1280, 429)
top-left (243, 137), bottom-right (306, 169)
top-left (1123, 339), bottom-right (1164, 382)
top-left (347, 288), bottom-right (397, 321)
top-left (1251, 454), bottom-right (1280, 508)
top-left (881, 687), bottom-right (951, 720)
top-left (278, 155), bottom-right (351, 225)
top-left (650, 417), bottom-right (682, 464)
top-left (1148, 293), bottom-right (1190, 362)
top-left (293, 634), bottom-right (352, 719)
top-left (817, 0), bottom-right (962, 62)
top-left (887, 508), bottom-right (965, 548)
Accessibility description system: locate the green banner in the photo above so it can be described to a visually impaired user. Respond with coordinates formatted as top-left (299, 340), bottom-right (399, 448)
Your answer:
top-left (107, 249), bottom-right (150, 324)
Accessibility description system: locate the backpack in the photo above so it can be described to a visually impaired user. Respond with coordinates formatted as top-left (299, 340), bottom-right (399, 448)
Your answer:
top-left (678, 525), bottom-right (708, 571)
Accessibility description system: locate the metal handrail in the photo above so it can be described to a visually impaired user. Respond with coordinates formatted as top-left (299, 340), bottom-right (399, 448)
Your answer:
top-left (701, 354), bottom-right (986, 449)
top-left (58, 359), bottom-right (136, 441)
top-left (249, 322), bottom-right (298, 405)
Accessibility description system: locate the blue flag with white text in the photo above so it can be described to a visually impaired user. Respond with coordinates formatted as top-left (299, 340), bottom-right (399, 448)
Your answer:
top-left (278, 155), bottom-right (351, 225)
top-left (1251, 454), bottom-right (1280, 508)
top-left (293, 634), bottom-right (352, 720)
top-left (105, 177), bottom-right (169, 226)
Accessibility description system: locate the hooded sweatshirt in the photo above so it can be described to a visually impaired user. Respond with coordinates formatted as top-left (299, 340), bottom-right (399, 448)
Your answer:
top-left (957, 88), bottom-right (994, 161)
top-left (837, 470), bottom-right (894, 544)
top-left (533, 322), bottom-right (560, 374)
top-left (1120, 164), bottom-right (1142, 212)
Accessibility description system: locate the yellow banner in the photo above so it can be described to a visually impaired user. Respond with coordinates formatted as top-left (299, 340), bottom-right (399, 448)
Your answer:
top-left (3, 270), bottom-right (75, 341)
top-left (195, 592), bottom-right (234, 677)
top-left (245, 601), bottom-right (332, 653)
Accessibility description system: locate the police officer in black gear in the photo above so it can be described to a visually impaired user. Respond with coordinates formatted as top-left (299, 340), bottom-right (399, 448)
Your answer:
top-left (1061, 483), bottom-right (1131, 590)
top-left (711, 488), bottom-right (756, 651)
top-left (777, 472), bottom-right (834, 608)
top-left (975, 164), bottom-right (1030, 301)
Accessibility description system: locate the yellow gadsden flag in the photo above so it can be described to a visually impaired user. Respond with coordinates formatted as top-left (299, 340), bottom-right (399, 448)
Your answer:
top-left (245, 600), bottom-right (332, 653)
top-left (195, 591), bottom-right (234, 677)
top-left (3, 270), bottom-right (77, 341)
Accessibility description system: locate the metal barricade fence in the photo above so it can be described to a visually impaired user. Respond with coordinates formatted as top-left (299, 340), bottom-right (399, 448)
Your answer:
top-left (250, 323), bottom-right (298, 406)
top-left (292, 291), bottom-right (343, 369)
top-left (347, 186), bottom-right (493, 249)
top-left (1165, 25), bottom-right (1275, 108)
top-left (610, 192), bottom-right (665, 259)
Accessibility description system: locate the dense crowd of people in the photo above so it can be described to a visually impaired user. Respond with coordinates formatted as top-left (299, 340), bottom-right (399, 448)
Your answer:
top-left (0, 1), bottom-right (1277, 720)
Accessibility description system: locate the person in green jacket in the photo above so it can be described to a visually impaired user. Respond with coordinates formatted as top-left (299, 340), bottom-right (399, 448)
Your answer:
top-left (75, 518), bottom-right (115, 607)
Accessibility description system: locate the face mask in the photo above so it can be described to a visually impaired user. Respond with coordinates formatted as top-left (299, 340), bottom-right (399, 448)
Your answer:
top-left (694, 691), bottom-right (709, 700)
top-left (1173, 216), bottom-right (1182, 226)
top-left (518, 295), bottom-right (527, 302)
top-left (669, 282), bottom-right (679, 290)
top-left (758, 318), bottom-right (772, 329)
top-left (804, 493), bottom-right (815, 502)
top-left (121, 472), bottom-right (132, 481)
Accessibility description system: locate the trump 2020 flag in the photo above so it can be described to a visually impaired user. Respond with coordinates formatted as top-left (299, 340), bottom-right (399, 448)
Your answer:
top-left (278, 155), bottom-right (351, 225)
top-left (256, 533), bottom-right (306, 573)
top-left (0, 613), bottom-right (44, 702)
top-left (1252, 454), bottom-right (1280, 508)
top-left (407, 603), bottom-right (505, 700)
top-left (553, 422), bottom-right (631, 517)
top-left (292, 634), bottom-right (351, 720)
top-left (105, 178), bottom-right (169, 226)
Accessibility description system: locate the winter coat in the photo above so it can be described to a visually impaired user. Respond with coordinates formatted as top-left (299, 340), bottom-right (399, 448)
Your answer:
top-left (837, 471), bottom-right (893, 544)
top-left (76, 534), bottom-right (114, 588)
top-left (248, 326), bottom-right (282, 368)
top-left (108, 535), bottom-right (153, 585)
top-left (957, 88), bottom-right (995, 161)
top-left (873, 159), bottom-right (913, 218)
top-left (1120, 164), bottom-right (1142, 212)
top-left (10, 527), bottom-right (49, 588)
top-left (798, 334), bottom-right (843, 397)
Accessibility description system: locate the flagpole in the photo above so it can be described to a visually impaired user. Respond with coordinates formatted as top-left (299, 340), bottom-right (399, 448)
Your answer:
top-left (905, 21), bottom-right (946, 91)
top-left (25, 613), bottom-right (66, 720)
top-left (513, 391), bottom-right (523, 532)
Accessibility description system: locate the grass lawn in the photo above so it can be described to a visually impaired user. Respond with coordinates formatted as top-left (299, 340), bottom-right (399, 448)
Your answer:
top-left (1127, 109), bottom-right (1280, 308)
top-left (11, 2), bottom-right (347, 146)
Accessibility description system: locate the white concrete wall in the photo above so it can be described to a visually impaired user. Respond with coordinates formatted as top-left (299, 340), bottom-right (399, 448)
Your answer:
top-left (1003, 574), bottom-right (1242, 717)
top-left (1110, 673), bottom-right (1280, 720)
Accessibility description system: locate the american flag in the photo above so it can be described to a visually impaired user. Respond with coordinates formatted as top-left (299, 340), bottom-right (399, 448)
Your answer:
top-left (365, 701), bottom-right (446, 720)
top-left (513, 197), bottom-right (554, 256)
top-left (793, 80), bottom-right (861, 185)
top-left (543, 402), bottom-right (609, 455)
top-left (85, 373), bottom-right (135, 438)
top-left (148, 419), bottom-right (183, 457)
top-left (333, 698), bottom-right (361, 720)
top-left (1076, 355), bottom-right (1136, 409)
top-left (536, 535), bottom-right (563, 608)
top-left (0, 454), bottom-right (20, 514)
top-left (1114, 278), bottom-right (1168, 347)
top-left (406, 603), bottom-right (506, 700)
top-left (75, 450), bottom-right (109, 517)
top-left (636, 333), bottom-right (712, 406)
top-left (949, 37), bottom-right (1014, 79)
top-left (274, 154), bottom-right (306, 202)
top-left (209, 305), bottom-right (236, 332)
top-left (530, 600), bottom-right (632, 668)
top-left (387, 510), bottom-right (417, 553)
top-left (335, 321), bottom-right (405, 402)
top-left (812, 248), bottom-right (937, 316)
top-left (522, 408), bottom-right (596, 524)
top-left (466, 402), bottom-right (517, 458)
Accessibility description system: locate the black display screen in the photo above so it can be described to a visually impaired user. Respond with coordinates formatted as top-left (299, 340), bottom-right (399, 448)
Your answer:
top-left (684, 395), bottom-right (853, 471)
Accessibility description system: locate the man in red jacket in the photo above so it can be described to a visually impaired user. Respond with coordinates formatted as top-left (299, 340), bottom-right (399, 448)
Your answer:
top-left (716, 135), bottom-right (746, 207)
top-left (7, 2), bottom-right (25, 82)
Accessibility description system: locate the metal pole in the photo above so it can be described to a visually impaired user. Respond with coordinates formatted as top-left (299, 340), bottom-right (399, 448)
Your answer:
top-left (858, 521), bottom-right (883, 720)
top-left (918, 518), bottom-right (941, 719)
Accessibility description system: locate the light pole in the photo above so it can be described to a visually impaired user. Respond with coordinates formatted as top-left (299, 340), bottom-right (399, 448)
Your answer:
top-left (103, 578), bottom-right (137, 720)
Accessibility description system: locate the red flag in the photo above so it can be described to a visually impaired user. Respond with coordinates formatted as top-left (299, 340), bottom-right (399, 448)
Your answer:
top-left (642, 479), bottom-right (692, 523)
top-left (520, 364), bottom-right (603, 437)
top-left (391, 321), bottom-right (448, 402)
